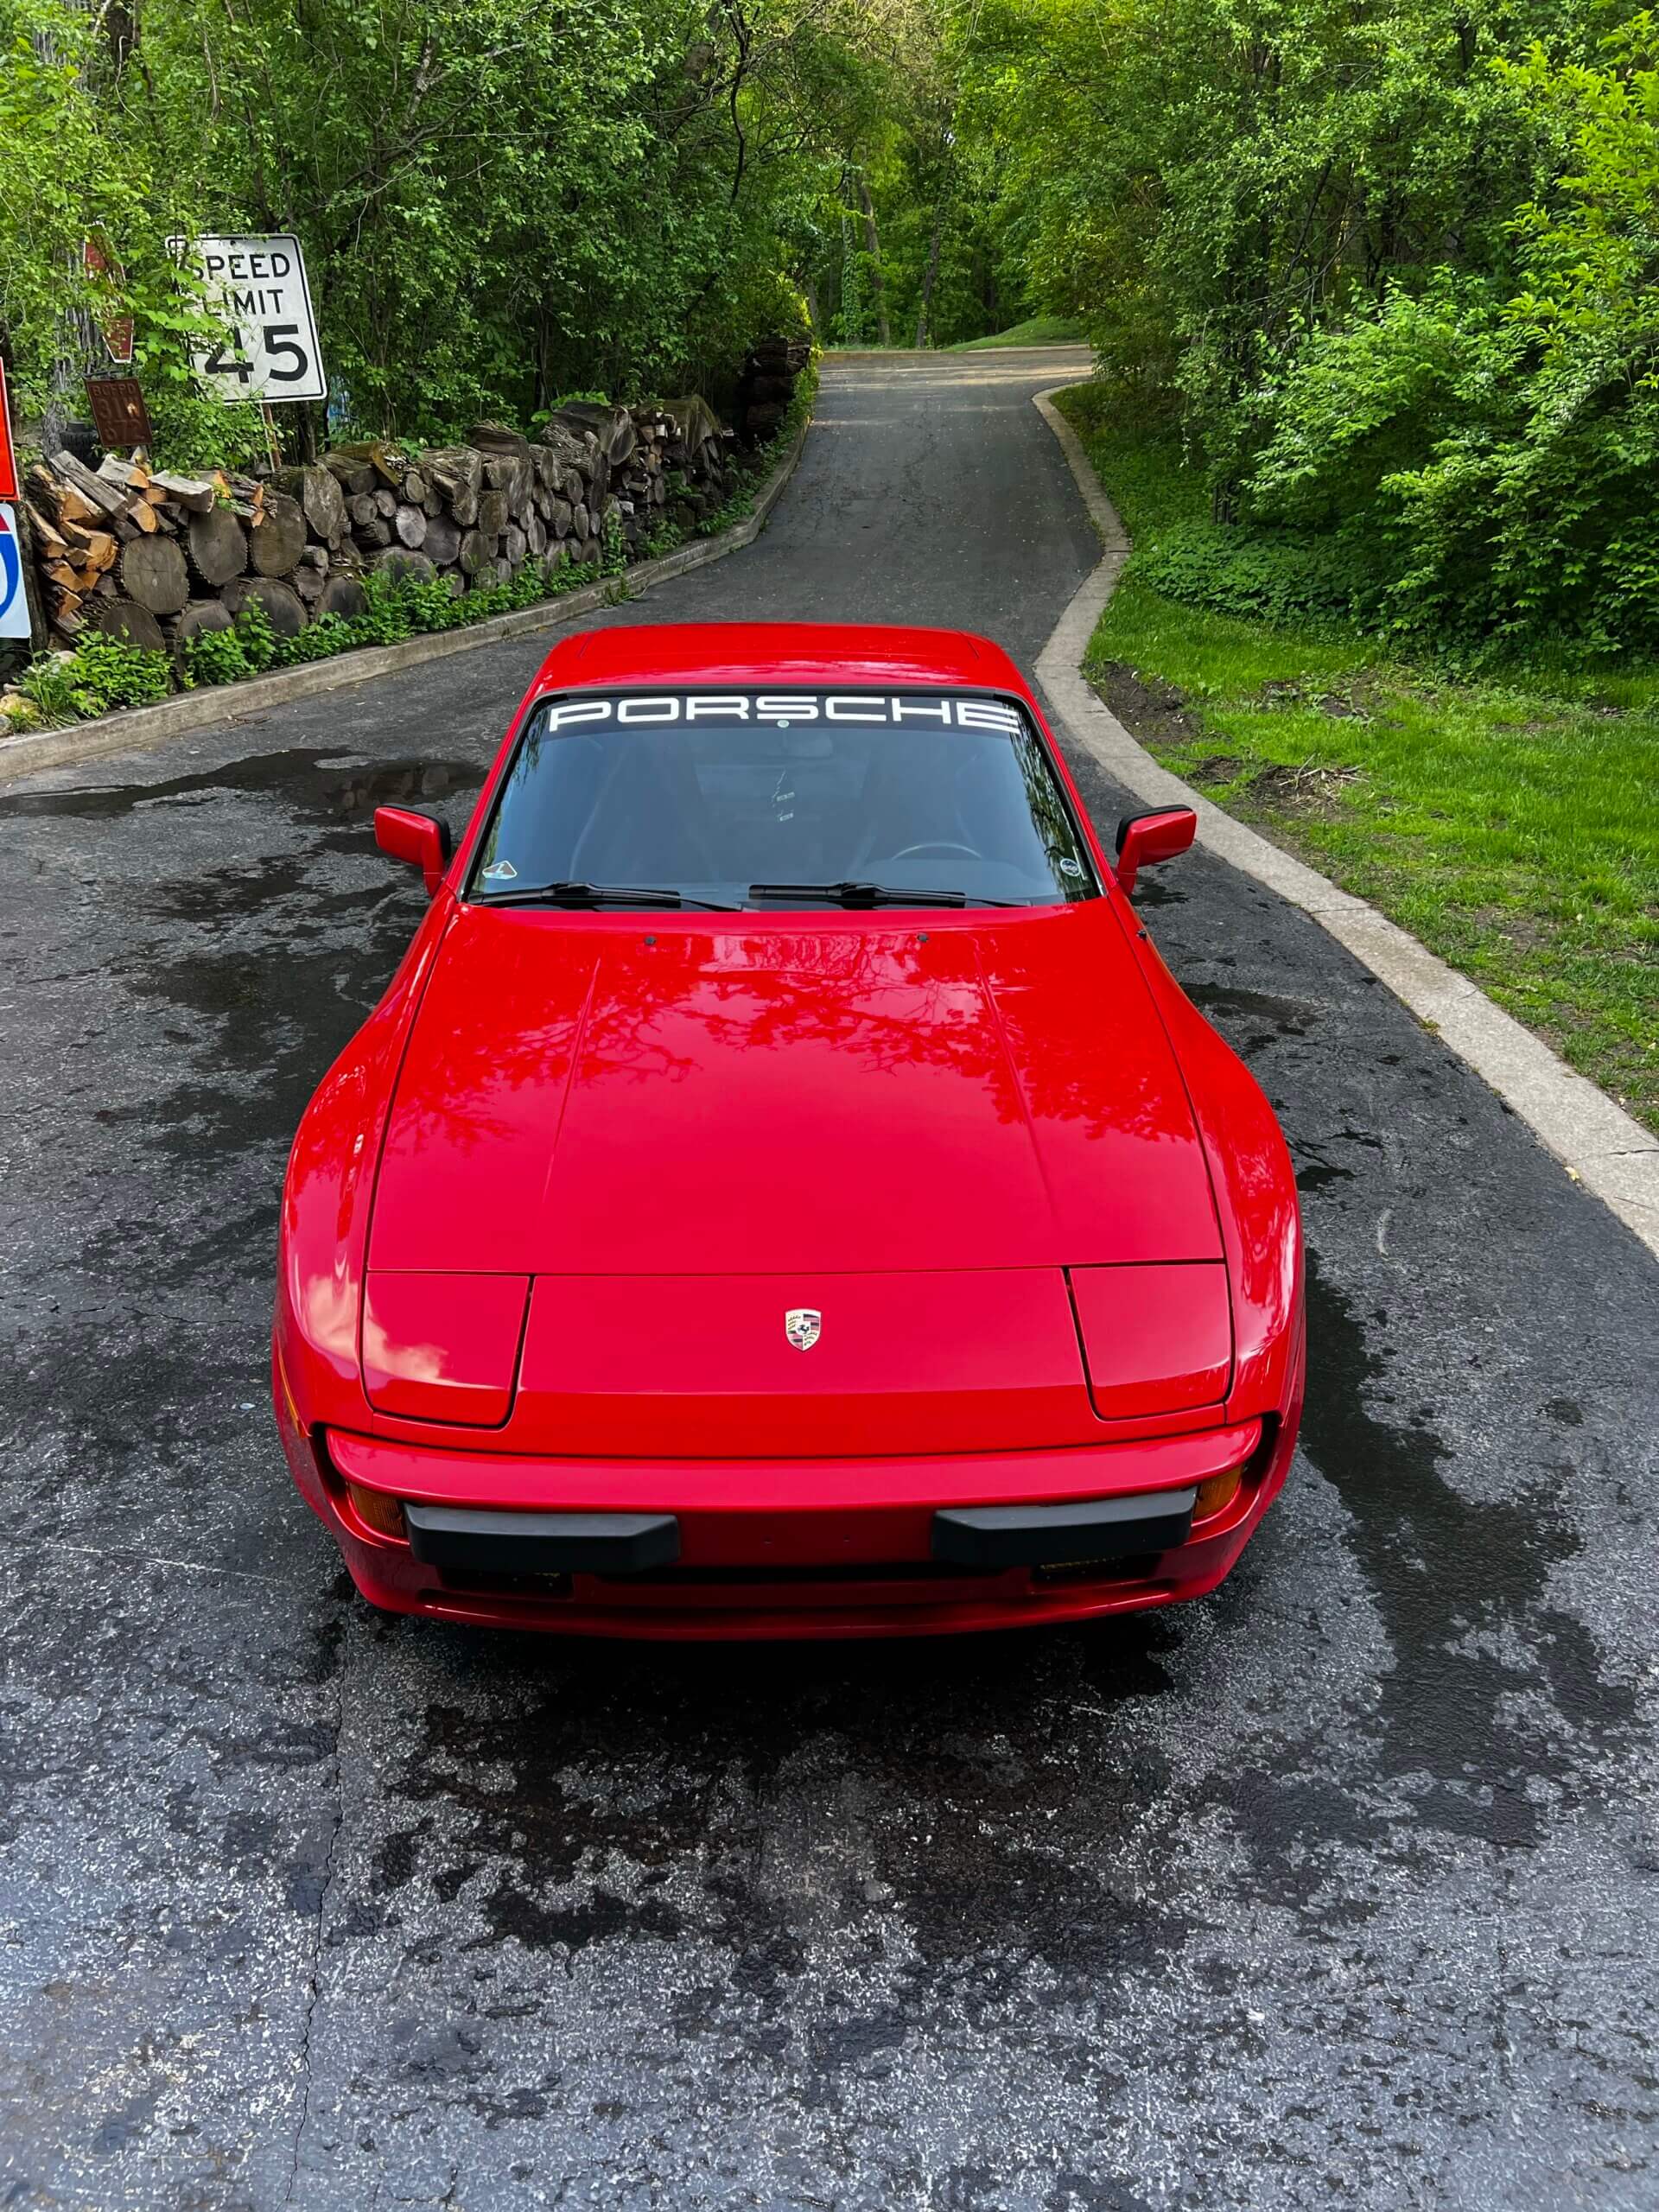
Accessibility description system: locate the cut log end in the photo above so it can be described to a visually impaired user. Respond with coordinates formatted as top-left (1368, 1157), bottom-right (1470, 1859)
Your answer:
top-left (118, 535), bottom-right (190, 617)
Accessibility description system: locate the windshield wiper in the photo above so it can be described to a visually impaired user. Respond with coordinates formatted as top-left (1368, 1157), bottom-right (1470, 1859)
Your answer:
top-left (474, 880), bottom-right (740, 912)
top-left (748, 880), bottom-right (975, 910)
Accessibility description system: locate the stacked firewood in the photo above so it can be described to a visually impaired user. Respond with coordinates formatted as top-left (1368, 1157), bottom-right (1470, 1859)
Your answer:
top-left (20, 400), bottom-right (737, 660)
top-left (734, 336), bottom-right (810, 447)
top-left (23, 450), bottom-right (273, 652)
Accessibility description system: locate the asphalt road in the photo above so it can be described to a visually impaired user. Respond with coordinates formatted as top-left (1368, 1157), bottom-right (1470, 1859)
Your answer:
top-left (2, 349), bottom-right (1656, 2212)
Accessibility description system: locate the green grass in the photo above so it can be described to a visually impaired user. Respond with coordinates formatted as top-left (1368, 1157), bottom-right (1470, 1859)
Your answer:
top-left (1055, 382), bottom-right (1659, 1135)
top-left (945, 315), bottom-right (1087, 351)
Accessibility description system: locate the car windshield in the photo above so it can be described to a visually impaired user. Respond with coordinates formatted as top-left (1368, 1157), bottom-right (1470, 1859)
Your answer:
top-left (467, 689), bottom-right (1100, 909)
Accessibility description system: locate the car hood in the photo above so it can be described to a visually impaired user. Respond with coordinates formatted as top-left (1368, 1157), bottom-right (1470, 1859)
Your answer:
top-left (367, 901), bottom-right (1222, 1276)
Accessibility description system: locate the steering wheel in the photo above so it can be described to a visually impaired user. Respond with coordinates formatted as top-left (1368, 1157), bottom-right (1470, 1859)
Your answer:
top-left (887, 840), bottom-right (982, 861)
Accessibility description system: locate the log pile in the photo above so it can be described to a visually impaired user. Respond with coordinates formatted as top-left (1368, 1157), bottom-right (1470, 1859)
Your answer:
top-left (21, 399), bottom-right (738, 658)
top-left (22, 451), bottom-right (270, 651)
top-left (734, 336), bottom-right (810, 447)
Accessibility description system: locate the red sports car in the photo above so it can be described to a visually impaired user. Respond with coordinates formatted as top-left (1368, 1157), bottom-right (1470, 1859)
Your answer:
top-left (273, 623), bottom-right (1303, 1639)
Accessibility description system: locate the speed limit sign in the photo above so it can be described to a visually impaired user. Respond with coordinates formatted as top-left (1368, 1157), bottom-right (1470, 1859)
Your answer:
top-left (168, 233), bottom-right (327, 404)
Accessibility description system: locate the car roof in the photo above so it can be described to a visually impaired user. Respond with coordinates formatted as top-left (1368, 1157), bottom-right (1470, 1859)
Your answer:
top-left (531, 622), bottom-right (1027, 696)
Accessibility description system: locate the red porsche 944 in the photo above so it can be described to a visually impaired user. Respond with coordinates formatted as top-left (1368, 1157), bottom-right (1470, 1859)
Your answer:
top-left (273, 623), bottom-right (1304, 1639)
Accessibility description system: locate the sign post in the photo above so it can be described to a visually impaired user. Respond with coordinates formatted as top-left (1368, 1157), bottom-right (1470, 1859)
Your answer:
top-left (167, 233), bottom-right (327, 405)
top-left (83, 238), bottom-right (136, 366)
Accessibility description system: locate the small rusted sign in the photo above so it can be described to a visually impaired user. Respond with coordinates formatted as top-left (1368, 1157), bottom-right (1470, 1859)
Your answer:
top-left (85, 376), bottom-right (153, 452)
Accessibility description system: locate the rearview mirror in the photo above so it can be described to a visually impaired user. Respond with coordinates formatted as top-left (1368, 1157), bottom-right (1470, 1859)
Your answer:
top-left (1115, 807), bottom-right (1196, 897)
top-left (375, 805), bottom-right (453, 898)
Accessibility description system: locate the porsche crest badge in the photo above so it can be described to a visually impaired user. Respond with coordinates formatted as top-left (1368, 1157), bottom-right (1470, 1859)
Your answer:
top-left (785, 1308), bottom-right (822, 1352)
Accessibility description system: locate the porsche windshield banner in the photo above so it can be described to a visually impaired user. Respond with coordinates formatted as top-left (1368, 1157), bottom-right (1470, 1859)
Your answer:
top-left (539, 691), bottom-right (1026, 735)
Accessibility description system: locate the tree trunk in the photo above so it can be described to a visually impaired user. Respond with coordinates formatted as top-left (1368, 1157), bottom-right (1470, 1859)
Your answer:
top-left (914, 207), bottom-right (944, 349)
top-left (856, 174), bottom-right (890, 347)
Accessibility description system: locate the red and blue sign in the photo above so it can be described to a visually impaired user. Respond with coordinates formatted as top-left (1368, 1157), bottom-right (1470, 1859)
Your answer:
top-left (0, 505), bottom-right (27, 641)
top-left (0, 365), bottom-right (33, 641)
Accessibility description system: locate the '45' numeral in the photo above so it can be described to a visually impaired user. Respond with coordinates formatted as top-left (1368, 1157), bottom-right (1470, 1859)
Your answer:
top-left (202, 330), bottom-right (252, 381)
top-left (202, 324), bottom-right (308, 384)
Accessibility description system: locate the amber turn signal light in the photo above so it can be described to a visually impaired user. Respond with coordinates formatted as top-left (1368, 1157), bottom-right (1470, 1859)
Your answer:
top-left (345, 1481), bottom-right (407, 1541)
top-left (1193, 1465), bottom-right (1243, 1522)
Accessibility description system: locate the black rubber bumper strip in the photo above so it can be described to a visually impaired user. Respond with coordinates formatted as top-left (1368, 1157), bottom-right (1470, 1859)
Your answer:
top-left (931, 1487), bottom-right (1198, 1569)
top-left (404, 1504), bottom-right (680, 1577)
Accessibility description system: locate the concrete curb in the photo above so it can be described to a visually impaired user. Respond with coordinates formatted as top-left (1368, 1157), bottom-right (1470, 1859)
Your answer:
top-left (1032, 383), bottom-right (1659, 1264)
top-left (0, 417), bottom-right (812, 787)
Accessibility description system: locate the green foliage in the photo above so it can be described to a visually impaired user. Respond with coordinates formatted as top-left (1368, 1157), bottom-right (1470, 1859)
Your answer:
top-left (182, 626), bottom-right (254, 689)
top-left (345, 575), bottom-right (416, 649)
top-left (1055, 381), bottom-right (1659, 1133)
top-left (0, 0), bottom-right (874, 467)
top-left (1138, 524), bottom-right (1379, 632)
top-left (807, 2), bottom-right (1030, 351)
top-left (957, 0), bottom-right (1659, 655)
top-left (601, 512), bottom-right (631, 575)
top-left (16, 634), bottom-right (169, 717)
top-left (62, 632), bottom-right (172, 711)
top-left (181, 604), bottom-right (276, 685)
top-left (696, 489), bottom-right (758, 537)
top-left (639, 518), bottom-right (687, 560)
top-left (272, 614), bottom-right (354, 666)
top-left (232, 604), bottom-right (277, 675)
top-left (944, 315), bottom-right (1085, 350)
top-left (395, 582), bottom-right (467, 638)
top-left (16, 653), bottom-right (83, 725)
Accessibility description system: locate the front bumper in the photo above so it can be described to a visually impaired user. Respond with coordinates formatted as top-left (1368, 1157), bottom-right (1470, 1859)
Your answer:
top-left (276, 1380), bottom-right (1298, 1640)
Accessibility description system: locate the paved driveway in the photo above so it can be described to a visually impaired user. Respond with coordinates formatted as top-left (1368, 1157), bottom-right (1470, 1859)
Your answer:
top-left (1, 350), bottom-right (1655, 2210)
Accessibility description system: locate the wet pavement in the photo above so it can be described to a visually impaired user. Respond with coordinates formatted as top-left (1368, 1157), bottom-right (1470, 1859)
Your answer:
top-left (1, 351), bottom-right (1656, 2209)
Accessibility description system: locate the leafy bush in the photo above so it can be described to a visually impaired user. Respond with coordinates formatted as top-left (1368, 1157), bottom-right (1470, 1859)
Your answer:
top-left (969, 0), bottom-right (1659, 658)
top-left (183, 625), bottom-right (252, 687)
top-left (639, 518), bottom-right (686, 560)
top-left (1244, 283), bottom-right (1503, 536)
top-left (1138, 523), bottom-right (1379, 633)
top-left (16, 655), bottom-right (84, 725)
top-left (396, 581), bottom-right (464, 635)
top-left (16, 632), bottom-right (170, 716)
top-left (16, 635), bottom-right (170, 717)
top-left (272, 613), bottom-right (353, 666)
top-left (232, 603), bottom-right (278, 674)
top-left (64, 633), bottom-right (173, 711)
top-left (696, 489), bottom-right (756, 537)
top-left (341, 573), bottom-right (414, 648)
